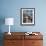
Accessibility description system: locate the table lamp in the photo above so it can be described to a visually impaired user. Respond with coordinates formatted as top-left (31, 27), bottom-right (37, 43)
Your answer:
top-left (5, 18), bottom-right (14, 35)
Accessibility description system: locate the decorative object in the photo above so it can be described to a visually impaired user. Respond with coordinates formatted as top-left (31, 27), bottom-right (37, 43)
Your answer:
top-left (25, 32), bottom-right (38, 35)
top-left (20, 8), bottom-right (35, 26)
top-left (5, 18), bottom-right (14, 35)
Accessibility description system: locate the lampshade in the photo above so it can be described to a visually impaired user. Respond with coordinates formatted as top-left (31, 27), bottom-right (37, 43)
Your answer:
top-left (5, 18), bottom-right (14, 25)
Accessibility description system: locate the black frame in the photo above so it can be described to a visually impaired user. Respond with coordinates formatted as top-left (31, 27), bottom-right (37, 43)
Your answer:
top-left (20, 8), bottom-right (35, 26)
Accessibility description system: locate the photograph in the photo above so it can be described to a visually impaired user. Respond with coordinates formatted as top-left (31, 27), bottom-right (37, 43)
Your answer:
top-left (20, 8), bottom-right (35, 25)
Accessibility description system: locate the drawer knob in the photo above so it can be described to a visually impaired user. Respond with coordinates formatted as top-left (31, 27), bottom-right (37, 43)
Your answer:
top-left (32, 42), bottom-right (35, 44)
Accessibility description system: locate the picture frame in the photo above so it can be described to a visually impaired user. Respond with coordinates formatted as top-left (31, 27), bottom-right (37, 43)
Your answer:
top-left (20, 8), bottom-right (35, 26)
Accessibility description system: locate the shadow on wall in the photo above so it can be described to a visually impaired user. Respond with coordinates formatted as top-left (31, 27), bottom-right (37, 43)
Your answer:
top-left (0, 16), bottom-right (5, 46)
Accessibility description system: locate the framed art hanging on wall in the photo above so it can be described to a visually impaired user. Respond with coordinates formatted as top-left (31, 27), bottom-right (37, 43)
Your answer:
top-left (20, 8), bottom-right (35, 26)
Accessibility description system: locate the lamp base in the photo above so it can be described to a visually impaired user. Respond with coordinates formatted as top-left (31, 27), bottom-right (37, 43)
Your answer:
top-left (8, 32), bottom-right (11, 35)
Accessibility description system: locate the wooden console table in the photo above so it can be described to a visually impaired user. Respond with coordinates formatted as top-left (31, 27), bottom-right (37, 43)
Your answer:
top-left (4, 32), bottom-right (43, 46)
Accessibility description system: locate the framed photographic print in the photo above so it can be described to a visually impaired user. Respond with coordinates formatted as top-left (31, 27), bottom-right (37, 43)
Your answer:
top-left (20, 8), bottom-right (35, 26)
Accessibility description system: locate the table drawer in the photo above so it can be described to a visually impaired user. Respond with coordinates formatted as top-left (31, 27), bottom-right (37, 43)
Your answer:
top-left (4, 40), bottom-right (24, 46)
top-left (4, 40), bottom-right (16, 46)
top-left (24, 40), bottom-right (43, 46)
top-left (4, 35), bottom-right (24, 40)
top-left (25, 35), bottom-right (43, 40)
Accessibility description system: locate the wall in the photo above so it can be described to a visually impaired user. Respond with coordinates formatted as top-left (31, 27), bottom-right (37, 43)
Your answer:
top-left (0, 0), bottom-right (46, 32)
top-left (0, 0), bottom-right (46, 46)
